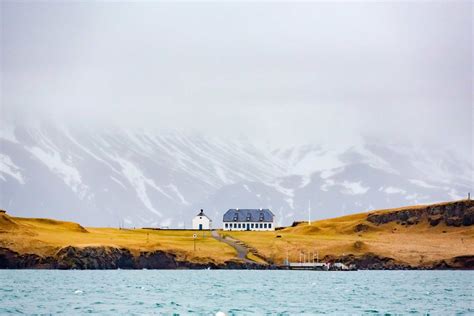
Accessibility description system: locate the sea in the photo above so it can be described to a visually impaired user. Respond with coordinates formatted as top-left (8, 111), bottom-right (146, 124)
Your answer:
top-left (0, 270), bottom-right (472, 315)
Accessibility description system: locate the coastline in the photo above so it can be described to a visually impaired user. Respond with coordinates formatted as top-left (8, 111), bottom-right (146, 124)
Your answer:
top-left (1, 200), bottom-right (473, 270)
top-left (1, 246), bottom-right (472, 270)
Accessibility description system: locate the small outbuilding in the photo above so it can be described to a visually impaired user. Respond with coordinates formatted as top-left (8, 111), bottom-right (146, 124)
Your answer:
top-left (192, 209), bottom-right (212, 230)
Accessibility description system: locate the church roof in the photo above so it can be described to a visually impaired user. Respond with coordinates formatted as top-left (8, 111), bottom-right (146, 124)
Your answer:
top-left (195, 209), bottom-right (211, 220)
top-left (223, 209), bottom-right (274, 222)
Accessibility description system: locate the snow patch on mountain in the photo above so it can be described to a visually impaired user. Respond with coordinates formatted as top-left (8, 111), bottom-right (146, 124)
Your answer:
top-left (0, 122), bottom-right (472, 227)
top-left (409, 179), bottom-right (439, 189)
top-left (379, 186), bottom-right (407, 195)
top-left (0, 154), bottom-right (24, 184)
top-left (166, 184), bottom-right (190, 205)
top-left (27, 146), bottom-right (89, 198)
top-left (111, 157), bottom-right (167, 217)
top-left (340, 180), bottom-right (369, 195)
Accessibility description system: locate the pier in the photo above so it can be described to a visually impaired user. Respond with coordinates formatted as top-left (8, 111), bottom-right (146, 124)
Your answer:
top-left (283, 262), bottom-right (355, 271)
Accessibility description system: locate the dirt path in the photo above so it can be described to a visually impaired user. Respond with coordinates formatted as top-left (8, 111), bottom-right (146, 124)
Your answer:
top-left (211, 230), bottom-right (256, 263)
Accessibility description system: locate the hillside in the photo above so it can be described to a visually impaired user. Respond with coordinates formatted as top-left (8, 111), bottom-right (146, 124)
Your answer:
top-left (223, 200), bottom-right (474, 269)
top-left (1, 122), bottom-right (472, 228)
top-left (0, 210), bottom-right (238, 268)
top-left (0, 200), bottom-right (473, 269)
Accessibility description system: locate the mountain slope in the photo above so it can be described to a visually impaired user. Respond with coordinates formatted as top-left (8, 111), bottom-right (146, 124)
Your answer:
top-left (0, 122), bottom-right (472, 227)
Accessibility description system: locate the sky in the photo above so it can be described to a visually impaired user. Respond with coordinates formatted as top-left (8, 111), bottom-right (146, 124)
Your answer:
top-left (1, 1), bottom-right (472, 155)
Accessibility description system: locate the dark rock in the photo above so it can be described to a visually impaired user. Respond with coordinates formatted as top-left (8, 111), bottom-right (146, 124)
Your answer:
top-left (431, 256), bottom-right (474, 270)
top-left (406, 217), bottom-right (419, 225)
top-left (445, 217), bottom-right (463, 227)
top-left (367, 200), bottom-right (474, 227)
top-left (0, 247), bottom-right (51, 268)
top-left (354, 224), bottom-right (369, 232)
top-left (135, 250), bottom-right (178, 269)
top-left (220, 260), bottom-right (268, 270)
top-left (0, 245), bottom-right (271, 270)
top-left (462, 207), bottom-right (474, 226)
top-left (323, 253), bottom-right (413, 270)
top-left (2, 245), bottom-right (473, 270)
top-left (55, 246), bottom-right (134, 269)
top-left (428, 214), bottom-right (442, 226)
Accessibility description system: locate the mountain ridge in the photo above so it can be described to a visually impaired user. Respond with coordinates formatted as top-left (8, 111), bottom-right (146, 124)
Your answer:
top-left (1, 122), bottom-right (472, 227)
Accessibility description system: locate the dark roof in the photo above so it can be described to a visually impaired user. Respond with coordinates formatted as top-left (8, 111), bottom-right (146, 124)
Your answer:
top-left (223, 209), bottom-right (274, 222)
top-left (196, 209), bottom-right (210, 218)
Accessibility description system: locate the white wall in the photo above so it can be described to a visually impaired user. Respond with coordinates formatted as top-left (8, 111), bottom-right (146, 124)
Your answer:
top-left (223, 221), bottom-right (275, 231)
top-left (192, 216), bottom-right (211, 230)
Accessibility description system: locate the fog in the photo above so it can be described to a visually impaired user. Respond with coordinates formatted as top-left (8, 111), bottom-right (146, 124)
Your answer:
top-left (1, 2), bottom-right (472, 154)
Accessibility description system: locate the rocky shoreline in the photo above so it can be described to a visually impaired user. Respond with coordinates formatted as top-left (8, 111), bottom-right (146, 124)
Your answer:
top-left (0, 246), bottom-right (266, 270)
top-left (1, 246), bottom-right (472, 270)
top-left (367, 200), bottom-right (474, 227)
top-left (323, 253), bottom-right (474, 270)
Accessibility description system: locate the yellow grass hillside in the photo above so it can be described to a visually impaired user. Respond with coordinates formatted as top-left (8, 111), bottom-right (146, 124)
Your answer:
top-left (0, 211), bottom-right (236, 264)
top-left (1, 200), bottom-right (472, 268)
top-left (224, 200), bottom-right (474, 266)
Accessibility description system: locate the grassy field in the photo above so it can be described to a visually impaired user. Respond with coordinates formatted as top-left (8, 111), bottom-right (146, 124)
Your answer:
top-left (0, 212), bottom-right (236, 264)
top-left (1, 200), bottom-right (473, 266)
top-left (223, 203), bottom-right (474, 266)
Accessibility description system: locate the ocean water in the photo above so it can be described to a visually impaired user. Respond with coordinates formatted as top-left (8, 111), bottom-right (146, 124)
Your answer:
top-left (0, 270), bottom-right (472, 315)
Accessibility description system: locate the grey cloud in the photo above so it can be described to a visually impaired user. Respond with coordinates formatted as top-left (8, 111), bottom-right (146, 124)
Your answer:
top-left (1, 2), bottom-right (472, 156)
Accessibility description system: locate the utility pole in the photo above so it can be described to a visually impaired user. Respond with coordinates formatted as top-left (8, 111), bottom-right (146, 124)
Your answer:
top-left (308, 200), bottom-right (311, 225)
top-left (468, 192), bottom-right (471, 200)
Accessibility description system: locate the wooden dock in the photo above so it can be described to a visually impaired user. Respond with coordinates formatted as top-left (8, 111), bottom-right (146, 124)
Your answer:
top-left (283, 262), bottom-right (356, 271)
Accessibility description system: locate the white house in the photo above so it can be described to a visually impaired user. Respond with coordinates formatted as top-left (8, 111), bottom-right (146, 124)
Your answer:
top-left (222, 208), bottom-right (275, 231)
top-left (192, 209), bottom-right (212, 230)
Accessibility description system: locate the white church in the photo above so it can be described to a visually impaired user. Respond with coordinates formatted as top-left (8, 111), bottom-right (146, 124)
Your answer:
top-left (192, 209), bottom-right (212, 230)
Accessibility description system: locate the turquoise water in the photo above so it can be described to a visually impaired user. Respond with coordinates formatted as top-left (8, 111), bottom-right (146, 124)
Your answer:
top-left (0, 270), bottom-right (472, 315)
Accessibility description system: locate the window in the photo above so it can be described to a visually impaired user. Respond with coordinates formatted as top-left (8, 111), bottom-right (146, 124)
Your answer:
top-left (260, 223), bottom-right (263, 228)
top-left (264, 223), bottom-right (267, 228)
top-left (268, 223), bottom-right (272, 228)
top-left (238, 223), bottom-right (241, 228)
top-left (225, 223), bottom-right (228, 228)
top-left (251, 223), bottom-right (254, 228)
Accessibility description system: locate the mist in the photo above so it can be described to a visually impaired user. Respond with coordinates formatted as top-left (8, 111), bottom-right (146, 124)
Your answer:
top-left (1, 2), bottom-right (472, 154)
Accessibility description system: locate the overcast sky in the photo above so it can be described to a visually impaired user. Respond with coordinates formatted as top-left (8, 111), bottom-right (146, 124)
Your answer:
top-left (1, 2), bottom-right (472, 154)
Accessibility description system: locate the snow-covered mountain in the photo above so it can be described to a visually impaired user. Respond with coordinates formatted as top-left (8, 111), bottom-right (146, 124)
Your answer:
top-left (0, 122), bottom-right (472, 227)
